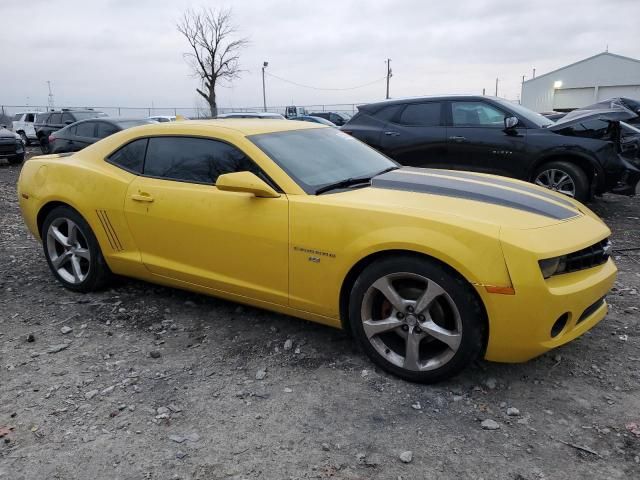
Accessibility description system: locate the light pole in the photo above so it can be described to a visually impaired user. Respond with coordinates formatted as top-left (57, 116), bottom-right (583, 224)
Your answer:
top-left (385, 59), bottom-right (392, 99)
top-left (262, 61), bottom-right (268, 112)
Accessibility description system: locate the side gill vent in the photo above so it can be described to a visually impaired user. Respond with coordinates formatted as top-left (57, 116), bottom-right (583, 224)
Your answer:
top-left (96, 210), bottom-right (123, 252)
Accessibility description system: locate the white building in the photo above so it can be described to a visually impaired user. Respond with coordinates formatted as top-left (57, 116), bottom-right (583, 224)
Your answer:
top-left (521, 52), bottom-right (640, 113)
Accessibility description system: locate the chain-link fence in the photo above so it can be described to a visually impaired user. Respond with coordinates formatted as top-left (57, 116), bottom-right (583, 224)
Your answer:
top-left (0, 103), bottom-right (361, 122)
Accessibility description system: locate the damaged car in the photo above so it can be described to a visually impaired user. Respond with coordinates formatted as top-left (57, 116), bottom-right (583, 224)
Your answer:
top-left (342, 95), bottom-right (640, 201)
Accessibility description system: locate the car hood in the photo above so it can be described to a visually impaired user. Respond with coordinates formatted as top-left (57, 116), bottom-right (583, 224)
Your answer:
top-left (0, 127), bottom-right (19, 139)
top-left (329, 168), bottom-right (587, 230)
top-left (549, 106), bottom-right (638, 131)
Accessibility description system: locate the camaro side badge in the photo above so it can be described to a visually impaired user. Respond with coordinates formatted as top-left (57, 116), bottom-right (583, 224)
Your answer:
top-left (294, 246), bottom-right (336, 263)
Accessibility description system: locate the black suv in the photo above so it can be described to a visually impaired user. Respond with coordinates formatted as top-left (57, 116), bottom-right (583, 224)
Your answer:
top-left (310, 111), bottom-right (351, 126)
top-left (35, 109), bottom-right (106, 153)
top-left (343, 95), bottom-right (640, 201)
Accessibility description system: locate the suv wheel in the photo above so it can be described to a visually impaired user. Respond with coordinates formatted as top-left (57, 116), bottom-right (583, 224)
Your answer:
top-left (19, 132), bottom-right (30, 146)
top-left (533, 161), bottom-right (589, 202)
top-left (348, 255), bottom-right (485, 383)
top-left (42, 206), bottom-right (111, 292)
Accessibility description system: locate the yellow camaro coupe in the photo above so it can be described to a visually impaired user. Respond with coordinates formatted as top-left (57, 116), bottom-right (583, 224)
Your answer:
top-left (17, 120), bottom-right (617, 382)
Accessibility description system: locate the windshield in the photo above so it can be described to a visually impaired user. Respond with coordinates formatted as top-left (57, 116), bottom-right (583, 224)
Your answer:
top-left (494, 99), bottom-right (554, 128)
top-left (249, 127), bottom-right (397, 193)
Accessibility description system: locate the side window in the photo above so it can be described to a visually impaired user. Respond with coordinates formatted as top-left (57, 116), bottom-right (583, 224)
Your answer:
top-left (96, 122), bottom-right (119, 138)
top-left (49, 113), bottom-right (62, 124)
top-left (26, 114), bottom-right (35, 122)
top-left (107, 138), bottom-right (148, 173)
top-left (396, 103), bottom-right (442, 126)
top-left (75, 122), bottom-right (96, 137)
top-left (452, 102), bottom-right (506, 127)
top-left (372, 104), bottom-right (403, 122)
top-left (67, 125), bottom-right (77, 135)
top-left (61, 113), bottom-right (75, 124)
top-left (36, 113), bottom-right (50, 124)
top-left (144, 137), bottom-right (259, 184)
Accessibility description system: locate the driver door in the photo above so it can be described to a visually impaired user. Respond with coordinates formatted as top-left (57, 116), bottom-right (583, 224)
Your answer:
top-left (122, 136), bottom-right (289, 305)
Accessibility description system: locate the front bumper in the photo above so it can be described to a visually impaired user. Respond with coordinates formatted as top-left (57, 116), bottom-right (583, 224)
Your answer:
top-left (481, 215), bottom-right (616, 362)
top-left (602, 155), bottom-right (640, 195)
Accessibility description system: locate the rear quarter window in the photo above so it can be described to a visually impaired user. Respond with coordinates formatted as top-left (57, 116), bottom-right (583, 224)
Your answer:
top-left (107, 138), bottom-right (148, 174)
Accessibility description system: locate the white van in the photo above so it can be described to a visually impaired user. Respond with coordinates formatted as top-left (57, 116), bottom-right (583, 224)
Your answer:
top-left (12, 111), bottom-right (41, 145)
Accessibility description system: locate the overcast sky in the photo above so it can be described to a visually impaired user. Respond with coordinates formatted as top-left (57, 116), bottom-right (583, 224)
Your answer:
top-left (2, 0), bottom-right (639, 113)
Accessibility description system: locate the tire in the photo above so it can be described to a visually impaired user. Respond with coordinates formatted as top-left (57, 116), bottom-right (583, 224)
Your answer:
top-left (19, 132), bottom-right (30, 146)
top-left (42, 206), bottom-right (111, 292)
top-left (7, 153), bottom-right (25, 165)
top-left (39, 136), bottom-right (50, 154)
top-left (533, 161), bottom-right (589, 202)
top-left (348, 255), bottom-right (485, 383)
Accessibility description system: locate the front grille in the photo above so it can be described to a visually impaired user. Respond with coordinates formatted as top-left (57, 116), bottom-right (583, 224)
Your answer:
top-left (564, 239), bottom-right (611, 274)
top-left (0, 144), bottom-right (16, 154)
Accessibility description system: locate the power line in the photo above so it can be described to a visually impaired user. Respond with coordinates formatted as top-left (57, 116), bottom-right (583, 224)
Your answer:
top-left (264, 71), bottom-right (386, 91)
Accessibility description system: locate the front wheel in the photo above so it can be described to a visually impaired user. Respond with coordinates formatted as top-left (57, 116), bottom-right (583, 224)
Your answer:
top-left (348, 255), bottom-right (485, 383)
top-left (19, 132), bottom-right (30, 146)
top-left (533, 161), bottom-right (589, 202)
top-left (42, 206), bottom-right (111, 292)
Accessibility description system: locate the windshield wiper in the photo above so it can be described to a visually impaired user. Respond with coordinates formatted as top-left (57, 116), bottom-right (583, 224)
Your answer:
top-left (315, 175), bottom-right (373, 195)
top-left (315, 166), bottom-right (399, 195)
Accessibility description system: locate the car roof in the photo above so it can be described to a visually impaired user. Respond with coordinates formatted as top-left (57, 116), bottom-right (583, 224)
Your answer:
top-left (360, 94), bottom-right (495, 111)
top-left (128, 119), bottom-right (324, 136)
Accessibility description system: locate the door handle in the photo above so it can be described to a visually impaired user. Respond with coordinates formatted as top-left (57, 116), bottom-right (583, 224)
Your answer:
top-left (384, 131), bottom-right (400, 136)
top-left (130, 193), bottom-right (154, 203)
top-left (449, 136), bottom-right (466, 142)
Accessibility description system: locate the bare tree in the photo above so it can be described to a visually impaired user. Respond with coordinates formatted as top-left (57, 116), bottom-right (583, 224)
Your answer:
top-left (177, 8), bottom-right (248, 117)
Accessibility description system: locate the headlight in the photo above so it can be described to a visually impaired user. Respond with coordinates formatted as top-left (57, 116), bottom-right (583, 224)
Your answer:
top-left (539, 255), bottom-right (567, 279)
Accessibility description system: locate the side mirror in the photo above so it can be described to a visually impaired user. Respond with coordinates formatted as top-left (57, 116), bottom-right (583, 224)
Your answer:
top-left (504, 116), bottom-right (519, 129)
top-left (216, 171), bottom-right (280, 198)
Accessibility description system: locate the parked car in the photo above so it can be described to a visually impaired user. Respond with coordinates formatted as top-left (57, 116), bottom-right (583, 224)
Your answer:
top-left (289, 115), bottom-right (337, 127)
top-left (35, 109), bottom-right (107, 153)
top-left (217, 112), bottom-right (285, 119)
top-left (148, 115), bottom-right (176, 122)
top-left (342, 95), bottom-right (640, 201)
top-left (310, 111), bottom-right (351, 126)
top-left (284, 106), bottom-right (308, 118)
top-left (49, 118), bottom-right (156, 154)
top-left (0, 125), bottom-right (25, 164)
top-left (18, 120), bottom-right (616, 383)
top-left (12, 111), bottom-right (41, 145)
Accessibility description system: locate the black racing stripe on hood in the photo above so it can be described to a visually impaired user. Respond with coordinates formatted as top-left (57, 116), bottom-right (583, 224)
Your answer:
top-left (372, 170), bottom-right (579, 220)
top-left (400, 167), bottom-right (576, 208)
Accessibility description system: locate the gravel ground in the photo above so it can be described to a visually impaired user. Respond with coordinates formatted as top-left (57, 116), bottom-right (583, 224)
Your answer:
top-left (1, 151), bottom-right (639, 480)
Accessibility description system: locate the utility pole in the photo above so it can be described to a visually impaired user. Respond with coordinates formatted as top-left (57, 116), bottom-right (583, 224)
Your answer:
top-left (495, 77), bottom-right (499, 97)
top-left (482, 88), bottom-right (486, 96)
top-left (47, 81), bottom-right (54, 110)
top-left (522, 75), bottom-right (525, 84)
top-left (385, 59), bottom-right (392, 99)
top-left (532, 68), bottom-right (536, 79)
top-left (262, 61), bottom-right (268, 112)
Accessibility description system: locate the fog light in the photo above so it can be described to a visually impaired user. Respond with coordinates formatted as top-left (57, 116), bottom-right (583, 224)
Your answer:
top-left (550, 313), bottom-right (569, 338)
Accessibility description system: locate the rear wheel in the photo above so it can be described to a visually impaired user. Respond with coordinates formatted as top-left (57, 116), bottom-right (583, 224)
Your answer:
top-left (533, 161), bottom-right (589, 202)
top-left (348, 255), bottom-right (485, 383)
top-left (42, 206), bottom-right (111, 292)
top-left (19, 132), bottom-right (30, 146)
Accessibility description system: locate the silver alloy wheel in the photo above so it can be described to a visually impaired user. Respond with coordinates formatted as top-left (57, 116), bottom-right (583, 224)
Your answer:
top-left (46, 218), bottom-right (91, 285)
top-left (360, 272), bottom-right (462, 372)
top-left (534, 168), bottom-right (576, 197)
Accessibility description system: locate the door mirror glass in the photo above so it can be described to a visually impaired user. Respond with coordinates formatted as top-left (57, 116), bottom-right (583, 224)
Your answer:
top-left (504, 116), bottom-right (518, 129)
top-left (216, 171), bottom-right (280, 198)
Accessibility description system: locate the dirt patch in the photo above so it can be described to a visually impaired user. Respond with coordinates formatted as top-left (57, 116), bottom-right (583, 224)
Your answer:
top-left (1, 157), bottom-right (639, 479)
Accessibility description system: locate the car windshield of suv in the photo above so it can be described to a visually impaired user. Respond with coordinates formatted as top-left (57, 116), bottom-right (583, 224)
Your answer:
top-left (249, 127), bottom-right (397, 193)
top-left (494, 99), bottom-right (554, 128)
top-left (73, 112), bottom-right (105, 121)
